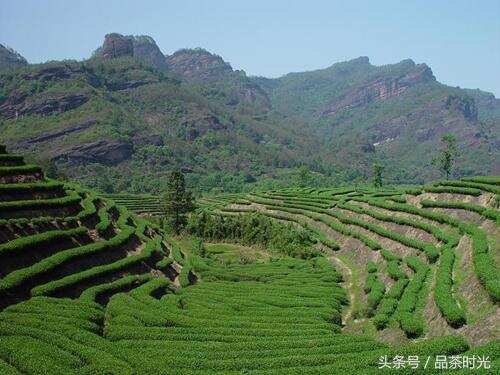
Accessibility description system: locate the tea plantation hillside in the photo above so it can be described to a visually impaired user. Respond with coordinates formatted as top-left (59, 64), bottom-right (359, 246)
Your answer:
top-left (0, 145), bottom-right (498, 373)
top-left (101, 193), bottom-right (163, 217)
top-left (196, 180), bottom-right (500, 348)
top-left (0, 146), bottom-right (178, 311)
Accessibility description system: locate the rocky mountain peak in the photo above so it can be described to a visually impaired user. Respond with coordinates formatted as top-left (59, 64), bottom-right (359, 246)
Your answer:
top-left (165, 48), bottom-right (234, 82)
top-left (127, 35), bottom-right (167, 70)
top-left (349, 56), bottom-right (371, 65)
top-left (101, 33), bottom-right (134, 59)
top-left (320, 61), bottom-right (436, 116)
top-left (95, 33), bottom-right (166, 70)
top-left (0, 43), bottom-right (28, 70)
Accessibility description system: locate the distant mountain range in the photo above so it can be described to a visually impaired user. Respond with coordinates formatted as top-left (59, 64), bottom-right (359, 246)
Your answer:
top-left (0, 34), bottom-right (498, 193)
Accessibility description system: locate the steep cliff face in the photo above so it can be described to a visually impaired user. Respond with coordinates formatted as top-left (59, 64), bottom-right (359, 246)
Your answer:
top-left (0, 44), bottom-right (28, 70)
top-left (101, 33), bottom-right (134, 59)
top-left (260, 57), bottom-right (436, 119)
top-left (0, 92), bottom-right (89, 119)
top-left (321, 63), bottom-right (435, 116)
top-left (131, 35), bottom-right (167, 70)
top-left (166, 48), bottom-right (271, 112)
top-left (257, 56), bottom-right (498, 181)
top-left (166, 48), bottom-right (233, 83)
top-left (95, 33), bottom-right (166, 70)
top-left (0, 63), bottom-right (95, 119)
top-left (52, 139), bottom-right (133, 165)
top-left (370, 95), bottom-right (480, 145)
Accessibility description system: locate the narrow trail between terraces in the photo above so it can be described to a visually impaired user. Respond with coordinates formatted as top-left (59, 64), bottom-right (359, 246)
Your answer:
top-left (328, 255), bottom-right (355, 326)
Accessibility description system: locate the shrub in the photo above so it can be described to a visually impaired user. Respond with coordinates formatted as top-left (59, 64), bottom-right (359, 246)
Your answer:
top-left (398, 311), bottom-right (424, 338)
top-left (366, 261), bottom-right (377, 273)
top-left (434, 245), bottom-right (466, 327)
top-left (386, 261), bottom-right (407, 280)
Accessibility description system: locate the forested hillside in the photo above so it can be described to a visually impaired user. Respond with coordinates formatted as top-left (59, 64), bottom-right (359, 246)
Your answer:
top-left (0, 33), bottom-right (498, 194)
top-left (254, 57), bottom-right (500, 182)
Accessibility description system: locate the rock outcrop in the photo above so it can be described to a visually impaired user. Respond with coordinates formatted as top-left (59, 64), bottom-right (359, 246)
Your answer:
top-left (445, 94), bottom-right (478, 121)
top-left (321, 62), bottom-right (435, 116)
top-left (165, 48), bottom-right (271, 111)
top-left (132, 134), bottom-right (164, 147)
top-left (166, 48), bottom-right (233, 83)
top-left (0, 92), bottom-right (89, 119)
top-left (52, 139), bottom-right (133, 165)
top-left (23, 118), bottom-right (97, 145)
top-left (370, 95), bottom-right (480, 145)
top-left (106, 78), bottom-right (157, 91)
top-left (131, 35), bottom-right (167, 70)
top-left (20, 64), bottom-right (91, 82)
top-left (96, 34), bottom-right (167, 70)
top-left (101, 33), bottom-right (134, 59)
top-left (183, 114), bottom-right (227, 141)
top-left (0, 44), bottom-right (28, 70)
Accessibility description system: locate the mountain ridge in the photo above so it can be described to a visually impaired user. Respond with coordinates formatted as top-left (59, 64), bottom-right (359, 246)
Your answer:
top-left (0, 33), bottom-right (498, 193)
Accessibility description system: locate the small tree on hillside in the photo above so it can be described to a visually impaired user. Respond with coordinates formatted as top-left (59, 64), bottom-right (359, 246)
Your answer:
top-left (432, 133), bottom-right (458, 180)
top-left (297, 166), bottom-right (312, 188)
top-left (44, 160), bottom-right (59, 180)
top-left (163, 169), bottom-right (195, 234)
top-left (372, 162), bottom-right (384, 188)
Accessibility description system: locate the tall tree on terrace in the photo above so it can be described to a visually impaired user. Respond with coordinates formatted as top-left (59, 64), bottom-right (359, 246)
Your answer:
top-left (372, 162), bottom-right (384, 188)
top-left (432, 133), bottom-right (459, 180)
top-left (163, 169), bottom-right (195, 234)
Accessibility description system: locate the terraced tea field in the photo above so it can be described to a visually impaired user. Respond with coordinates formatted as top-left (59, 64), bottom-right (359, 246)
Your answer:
top-left (0, 145), bottom-right (498, 373)
top-left (102, 194), bottom-right (163, 217)
top-left (205, 182), bottom-right (500, 345)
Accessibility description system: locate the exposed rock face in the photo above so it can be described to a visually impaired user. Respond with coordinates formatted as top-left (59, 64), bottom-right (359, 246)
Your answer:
top-left (101, 33), bottom-right (134, 59)
top-left (183, 114), bottom-right (227, 141)
top-left (106, 78), bottom-right (157, 91)
top-left (132, 134), bottom-right (163, 146)
top-left (471, 92), bottom-right (500, 114)
top-left (166, 48), bottom-right (271, 112)
top-left (21, 65), bottom-right (87, 81)
top-left (0, 91), bottom-right (27, 117)
top-left (0, 92), bottom-right (89, 119)
top-left (232, 83), bottom-right (272, 112)
top-left (52, 139), bottom-right (133, 165)
top-left (131, 35), bottom-right (167, 70)
top-left (23, 118), bottom-right (97, 145)
top-left (166, 48), bottom-right (233, 83)
top-left (0, 44), bottom-right (28, 70)
top-left (445, 94), bottom-right (478, 121)
top-left (321, 63), bottom-right (435, 116)
top-left (96, 34), bottom-right (166, 70)
top-left (371, 95), bottom-right (480, 145)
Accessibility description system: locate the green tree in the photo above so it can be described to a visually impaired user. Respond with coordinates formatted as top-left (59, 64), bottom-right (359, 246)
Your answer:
top-left (163, 169), bottom-right (195, 234)
top-left (432, 134), bottom-right (458, 179)
top-left (44, 160), bottom-right (58, 180)
top-left (297, 166), bottom-right (311, 187)
top-left (372, 162), bottom-right (384, 188)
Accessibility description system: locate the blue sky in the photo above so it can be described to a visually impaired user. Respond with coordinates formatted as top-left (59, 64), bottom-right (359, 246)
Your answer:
top-left (1, 0), bottom-right (499, 96)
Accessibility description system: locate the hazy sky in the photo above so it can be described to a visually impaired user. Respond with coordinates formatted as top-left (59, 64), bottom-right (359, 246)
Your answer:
top-left (1, 0), bottom-right (499, 96)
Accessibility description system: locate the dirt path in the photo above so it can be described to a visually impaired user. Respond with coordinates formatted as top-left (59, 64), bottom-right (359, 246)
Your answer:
top-left (327, 255), bottom-right (355, 326)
